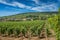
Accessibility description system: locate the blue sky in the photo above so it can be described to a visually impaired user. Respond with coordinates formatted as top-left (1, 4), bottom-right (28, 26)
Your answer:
top-left (0, 0), bottom-right (59, 16)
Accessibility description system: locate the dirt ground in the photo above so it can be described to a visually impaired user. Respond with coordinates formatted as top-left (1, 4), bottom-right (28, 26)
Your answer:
top-left (0, 36), bottom-right (56, 40)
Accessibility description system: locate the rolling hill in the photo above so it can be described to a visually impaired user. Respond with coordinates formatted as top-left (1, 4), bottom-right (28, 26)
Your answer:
top-left (0, 12), bottom-right (58, 21)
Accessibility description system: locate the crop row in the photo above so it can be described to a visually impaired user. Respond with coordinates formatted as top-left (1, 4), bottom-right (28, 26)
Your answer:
top-left (0, 20), bottom-right (44, 37)
top-left (48, 15), bottom-right (60, 40)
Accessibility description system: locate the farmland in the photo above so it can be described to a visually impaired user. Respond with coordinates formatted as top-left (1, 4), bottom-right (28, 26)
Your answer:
top-left (0, 20), bottom-right (56, 40)
top-left (0, 12), bottom-right (58, 40)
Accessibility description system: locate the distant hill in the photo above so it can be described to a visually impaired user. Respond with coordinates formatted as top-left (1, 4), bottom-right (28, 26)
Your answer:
top-left (0, 12), bottom-right (58, 21)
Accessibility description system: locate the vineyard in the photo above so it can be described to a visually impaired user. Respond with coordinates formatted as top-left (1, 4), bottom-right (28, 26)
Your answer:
top-left (0, 12), bottom-right (59, 40)
top-left (0, 19), bottom-right (57, 40)
top-left (0, 20), bottom-right (45, 40)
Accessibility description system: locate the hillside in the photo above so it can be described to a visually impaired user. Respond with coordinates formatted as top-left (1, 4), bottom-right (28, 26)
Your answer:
top-left (0, 12), bottom-right (58, 21)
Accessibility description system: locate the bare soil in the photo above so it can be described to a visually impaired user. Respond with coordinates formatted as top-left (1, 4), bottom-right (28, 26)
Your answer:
top-left (0, 36), bottom-right (56, 40)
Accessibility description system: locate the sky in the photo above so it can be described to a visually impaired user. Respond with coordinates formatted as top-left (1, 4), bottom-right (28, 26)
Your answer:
top-left (0, 0), bottom-right (59, 16)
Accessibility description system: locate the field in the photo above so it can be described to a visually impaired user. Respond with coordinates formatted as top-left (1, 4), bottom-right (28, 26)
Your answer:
top-left (0, 12), bottom-right (59, 40)
top-left (0, 20), bottom-right (57, 40)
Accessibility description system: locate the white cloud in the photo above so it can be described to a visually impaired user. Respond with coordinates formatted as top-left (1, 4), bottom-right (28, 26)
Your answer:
top-left (13, 2), bottom-right (32, 9)
top-left (31, 3), bottom-right (58, 11)
top-left (32, 0), bottom-right (39, 4)
top-left (0, 0), bottom-right (16, 6)
top-left (0, 0), bottom-right (58, 12)
top-left (0, 0), bottom-right (32, 9)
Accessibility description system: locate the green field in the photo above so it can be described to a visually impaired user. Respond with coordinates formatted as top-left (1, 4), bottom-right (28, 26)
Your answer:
top-left (0, 12), bottom-right (59, 40)
top-left (0, 20), bottom-right (45, 37)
